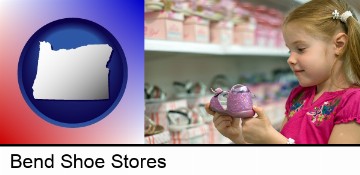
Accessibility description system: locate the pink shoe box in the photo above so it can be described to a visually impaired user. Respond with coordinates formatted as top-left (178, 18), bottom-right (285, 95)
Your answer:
top-left (233, 2), bottom-right (256, 46)
top-left (233, 19), bottom-right (256, 46)
top-left (253, 6), bottom-right (271, 47)
top-left (276, 31), bottom-right (286, 48)
top-left (183, 16), bottom-right (210, 43)
top-left (145, 11), bottom-right (184, 40)
top-left (264, 8), bottom-right (284, 48)
top-left (145, 130), bottom-right (171, 144)
top-left (268, 18), bottom-right (280, 47)
top-left (210, 21), bottom-right (234, 45)
top-left (266, 9), bottom-right (282, 48)
top-left (254, 19), bottom-right (270, 47)
top-left (266, 23), bottom-right (279, 48)
top-left (170, 124), bottom-right (209, 144)
top-left (274, 18), bottom-right (285, 48)
top-left (145, 99), bottom-right (188, 130)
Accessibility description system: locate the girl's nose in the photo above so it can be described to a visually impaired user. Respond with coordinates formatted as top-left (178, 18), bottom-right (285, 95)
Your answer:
top-left (287, 52), bottom-right (297, 65)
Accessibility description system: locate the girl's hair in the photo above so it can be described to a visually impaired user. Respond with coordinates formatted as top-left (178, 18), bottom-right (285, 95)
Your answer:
top-left (283, 0), bottom-right (360, 86)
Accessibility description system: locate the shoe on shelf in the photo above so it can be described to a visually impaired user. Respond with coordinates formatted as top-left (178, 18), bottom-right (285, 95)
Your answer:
top-left (209, 74), bottom-right (232, 93)
top-left (167, 107), bottom-right (203, 131)
top-left (145, 83), bottom-right (167, 103)
top-left (145, 116), bottom-right (164, 136)
top-left (173, 81), bottom-right (207, 98)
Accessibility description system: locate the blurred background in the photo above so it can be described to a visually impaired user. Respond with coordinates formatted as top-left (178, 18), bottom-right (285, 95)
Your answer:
top-left (144, 0), bottom-right (360, 144)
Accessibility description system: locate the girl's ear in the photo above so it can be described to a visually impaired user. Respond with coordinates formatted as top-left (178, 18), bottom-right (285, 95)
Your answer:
top-left (334, 32), bottom-right (348, 57)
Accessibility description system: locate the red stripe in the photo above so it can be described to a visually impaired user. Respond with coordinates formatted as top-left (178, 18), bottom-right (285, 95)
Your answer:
top-left (177, 132), bottom-right (181, 144)
top-left (171, 133), bottom-right (175, 144)
top-left (156, 112), bottom-right (159, 124)
top-left (210, 124), bottom-right (214, 143)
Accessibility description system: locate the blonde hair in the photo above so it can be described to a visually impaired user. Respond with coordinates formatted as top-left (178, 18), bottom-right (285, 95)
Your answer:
top-left (283, 0), bottom-right (360, 86)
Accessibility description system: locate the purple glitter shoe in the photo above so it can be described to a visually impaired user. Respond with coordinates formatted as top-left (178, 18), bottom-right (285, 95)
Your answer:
top-left (210, 84), bottom-right (255, 118)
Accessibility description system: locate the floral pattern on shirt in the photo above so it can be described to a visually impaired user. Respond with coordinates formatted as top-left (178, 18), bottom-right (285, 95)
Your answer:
top-left (306, 98), bottom-right (341, 126)
top-left (289, 92), bottom-right (306, 118)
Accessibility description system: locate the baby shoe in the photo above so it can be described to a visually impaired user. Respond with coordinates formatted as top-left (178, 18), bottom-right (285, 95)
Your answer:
top-left (209, 74), bottom-right (232, 93)
top-left (167, 107), bottom-right (203, 131)
top-left (145, 0), bottom-right (164, 12)
top-left (210, 84), bottom-right (255, 118)
top-left (145, 83), bottom-right (166, 102)
top-left (173, 81), bottom-right (207, 98)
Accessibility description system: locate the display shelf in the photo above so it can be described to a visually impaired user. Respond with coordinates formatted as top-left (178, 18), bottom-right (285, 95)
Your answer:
top-left (226, 45), bottom-right (288, 56)
top-left (145, 131), bottom-right (171, 144)
top-left (145, 39), bottom-right (289, 57)
top-left (145, 39), bottom-right (224, 55)
top-left (293, 0), bottom-right (309, 4)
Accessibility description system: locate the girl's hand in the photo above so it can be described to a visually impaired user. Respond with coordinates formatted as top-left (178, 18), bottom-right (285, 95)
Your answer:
top-left (241, 106), bottom-right (276, 143)
top-left (205, 103), bottom-right (246, 143)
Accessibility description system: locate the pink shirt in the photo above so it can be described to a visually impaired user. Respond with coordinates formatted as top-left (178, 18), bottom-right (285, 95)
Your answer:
top-left (280, 86), bottom-right (360, 144)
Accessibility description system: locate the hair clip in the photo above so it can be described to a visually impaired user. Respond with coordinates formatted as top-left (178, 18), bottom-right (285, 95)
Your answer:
top-left (332, 10), bottom-right (340, 20)
top-left (332, 10), bottom-right (352, 23)
top-left (340, 11), bottom-right (353, 23)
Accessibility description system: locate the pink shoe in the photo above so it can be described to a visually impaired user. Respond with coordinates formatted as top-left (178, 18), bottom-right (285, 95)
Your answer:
top-left (210, 84), bottom-right (255, 118)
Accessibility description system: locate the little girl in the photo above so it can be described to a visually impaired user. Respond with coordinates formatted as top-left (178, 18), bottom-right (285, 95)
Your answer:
top-left (206, 0), bottom-right (360, 144)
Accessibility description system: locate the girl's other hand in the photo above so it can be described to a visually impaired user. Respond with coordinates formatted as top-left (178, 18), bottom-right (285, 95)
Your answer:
top-left (241, 106), bottom-right (275, 143)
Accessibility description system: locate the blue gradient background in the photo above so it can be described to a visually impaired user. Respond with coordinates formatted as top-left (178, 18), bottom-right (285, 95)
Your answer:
top-left (0, 0), bottom-right (144, 143)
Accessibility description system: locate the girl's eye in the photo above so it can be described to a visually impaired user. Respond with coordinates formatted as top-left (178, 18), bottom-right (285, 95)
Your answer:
top-left (298, 48), bottom-right (305, 52)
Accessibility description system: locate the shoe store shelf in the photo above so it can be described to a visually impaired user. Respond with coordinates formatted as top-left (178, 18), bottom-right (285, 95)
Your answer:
top-left (226, 45), bottom-right (289, 57)
top-left (294, 0), bottom-right (309, 3)
top-left (145, 131), bottom-right (171, 144)
top-left (145, 39), bottom-right (223, 55)
top-left (145, 39), bottom-right (289, 57)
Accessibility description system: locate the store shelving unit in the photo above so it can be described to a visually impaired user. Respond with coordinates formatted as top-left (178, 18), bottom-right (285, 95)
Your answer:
top-left (144, 0), bottom-right (306, 144)
top-left (144, 0), bottom-right (360, 144)
top-left (145, 39), bottom-right (289, 56)
top-left (145, 39), bottom-right (223, 55)
top-left (226, 45), bottom-right (288, 56)
top-left (145, 39), bottom-right (289, 144)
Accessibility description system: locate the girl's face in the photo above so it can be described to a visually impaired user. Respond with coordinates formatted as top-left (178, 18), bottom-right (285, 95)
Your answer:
top-left (283, 22), bottom-right (337, 87)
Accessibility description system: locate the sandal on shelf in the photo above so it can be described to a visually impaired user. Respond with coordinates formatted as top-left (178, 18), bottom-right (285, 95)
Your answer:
top-left (209, 74), bottom-right (232, 93)
top-left (167, 107), bottom-right (203, 131)
top-left (171, 6), bottom-right (192, 16)
top-left (145, 116), bottom-right (164, 136)
top-left (173, 81), bottom-right (207, 98)
top-left (209, 84), bottom-right (255, 118)
top-left (145, 3), bottom-right (164, 12)
top-left (145, 83), bottom-right (166, 103)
